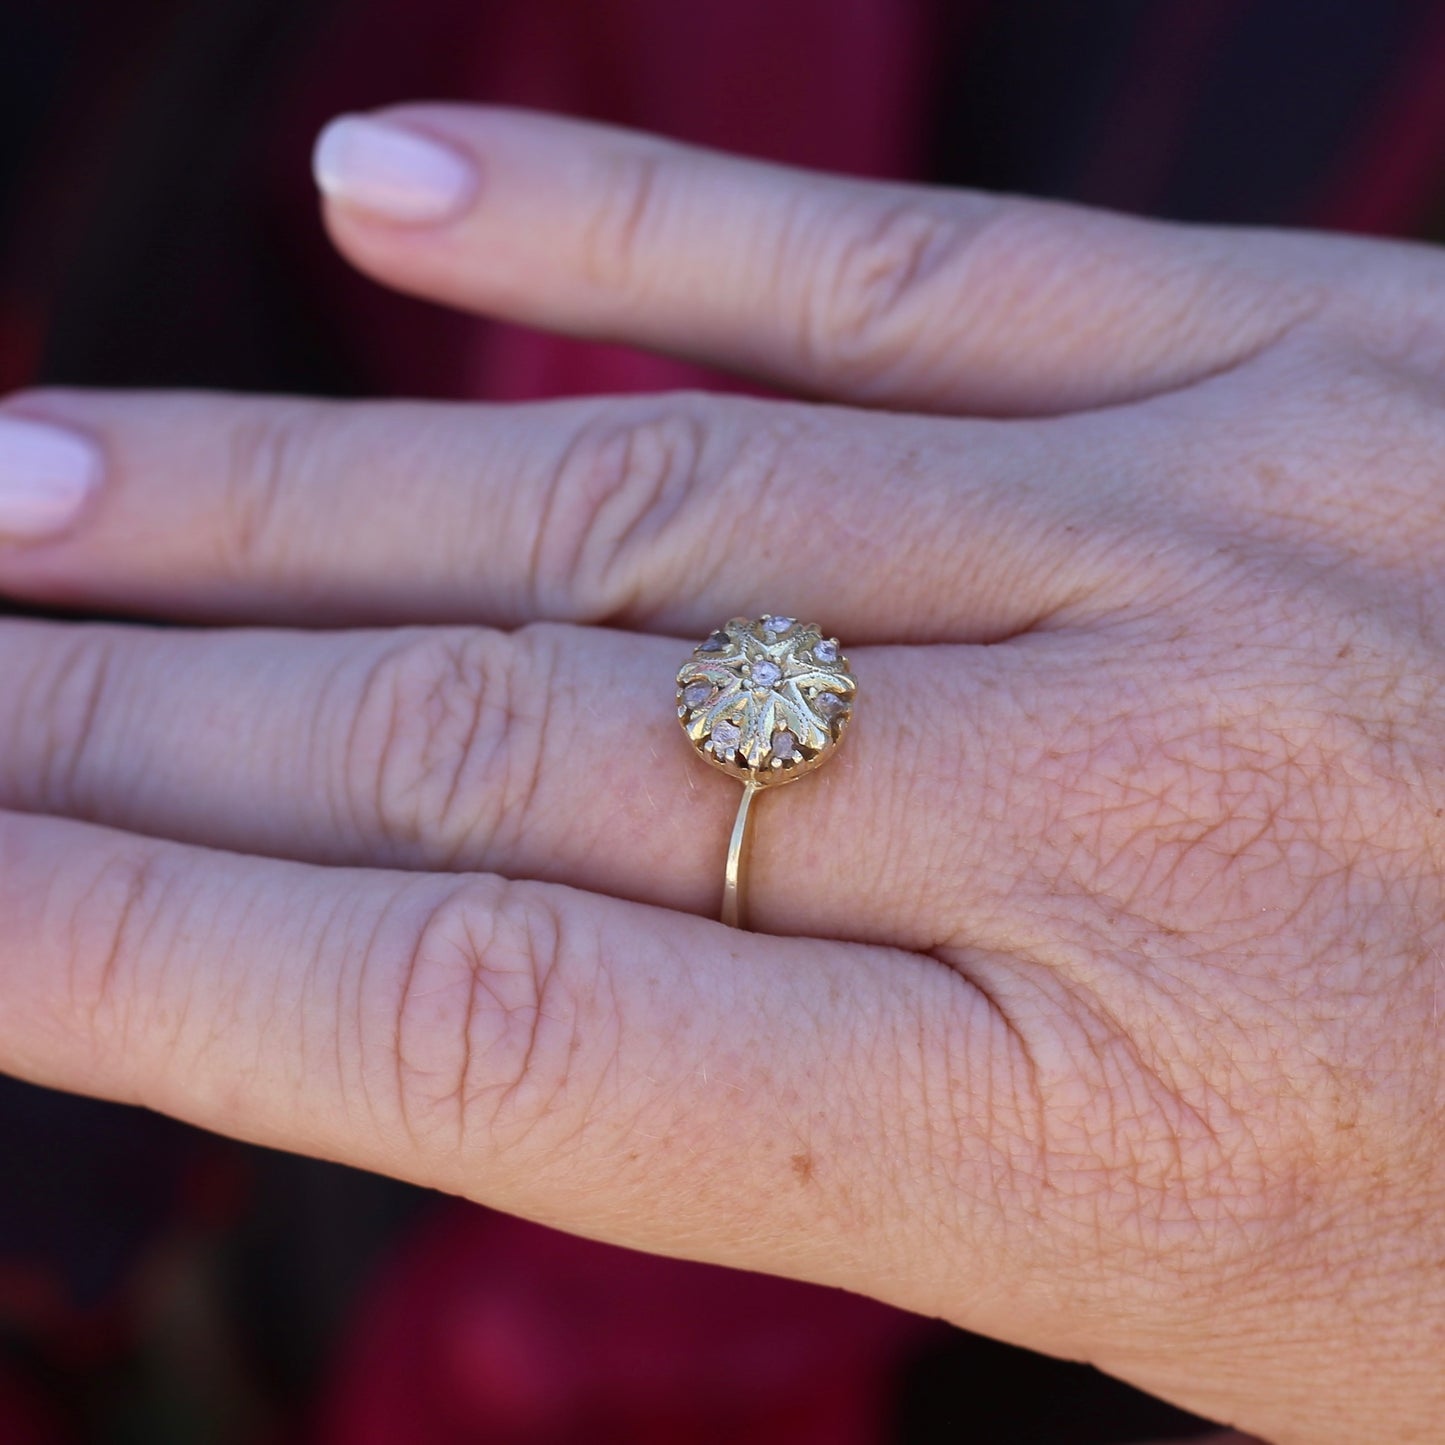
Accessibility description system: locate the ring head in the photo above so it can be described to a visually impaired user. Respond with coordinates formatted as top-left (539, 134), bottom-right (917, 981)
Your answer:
top-left (676, 616), bottom-right (856, 786)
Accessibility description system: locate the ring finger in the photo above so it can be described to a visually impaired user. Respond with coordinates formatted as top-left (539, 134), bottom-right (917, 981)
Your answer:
top-left (0, 614), bottom-right (1061, 945)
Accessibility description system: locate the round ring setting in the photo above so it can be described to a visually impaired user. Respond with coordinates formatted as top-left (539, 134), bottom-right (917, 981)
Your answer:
top-left (677, 616), bottom-right (856, 927)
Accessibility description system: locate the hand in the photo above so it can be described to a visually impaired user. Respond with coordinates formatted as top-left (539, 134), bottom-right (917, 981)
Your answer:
top-left (0, 106), bottom-right (1441, 1444)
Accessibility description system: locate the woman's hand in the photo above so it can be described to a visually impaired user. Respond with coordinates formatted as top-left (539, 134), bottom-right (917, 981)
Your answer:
top-left (1, 106), bottom-right (1442, 1444)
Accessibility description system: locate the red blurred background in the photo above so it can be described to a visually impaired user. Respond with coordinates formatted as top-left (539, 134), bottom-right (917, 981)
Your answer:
top-left (4, 1), bottom-right (1445, 1440)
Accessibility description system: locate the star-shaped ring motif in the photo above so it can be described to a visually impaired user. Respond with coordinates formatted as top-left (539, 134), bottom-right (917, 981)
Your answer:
top-left (676, 616), bottom-right (857, 928)
top-left (676, 615), bottom-right (855, 783)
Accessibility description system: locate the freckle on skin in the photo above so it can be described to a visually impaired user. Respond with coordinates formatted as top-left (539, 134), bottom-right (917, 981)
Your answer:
top-left (791, 1152), bottom-right (815, 1184)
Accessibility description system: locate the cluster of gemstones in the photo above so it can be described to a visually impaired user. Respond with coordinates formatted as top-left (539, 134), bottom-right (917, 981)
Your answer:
top-left (676, 615), bottom-right (855, 785)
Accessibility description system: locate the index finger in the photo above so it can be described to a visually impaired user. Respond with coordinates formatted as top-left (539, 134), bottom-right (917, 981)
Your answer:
top-left (313, 106), bottom-right (1410, 415)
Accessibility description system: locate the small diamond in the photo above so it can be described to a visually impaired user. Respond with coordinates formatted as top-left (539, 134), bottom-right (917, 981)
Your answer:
top-left (762, 615), bottom-right (794, 634)
top-left (814, 639), bottom-right (839, 664)
top-left (698, 631), bottom-right (727, 653)
top-left (771, 730), bottom-right (797, 761)
top-left (682, 682), bottom-right (714, 709)
top-left (815, 691), bottom-right (847, 720)
top-left (750, 659), bottom-right (782, 688)
top-left (711, 721), bottom-right (741, 750)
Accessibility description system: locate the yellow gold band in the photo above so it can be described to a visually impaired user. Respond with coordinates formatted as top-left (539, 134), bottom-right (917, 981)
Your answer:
top-left (676, 616), bottom-right (856, 930)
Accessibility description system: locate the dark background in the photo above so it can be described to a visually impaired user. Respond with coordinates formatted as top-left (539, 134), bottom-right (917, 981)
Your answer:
top-left (4, 1), bottom-right (1444, 1440)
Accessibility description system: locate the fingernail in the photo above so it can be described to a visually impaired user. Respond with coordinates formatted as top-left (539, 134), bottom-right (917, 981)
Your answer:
top-left (312, 115), bottom-right (476, 223)
top-left (0, 415), bottom-right (101, 540)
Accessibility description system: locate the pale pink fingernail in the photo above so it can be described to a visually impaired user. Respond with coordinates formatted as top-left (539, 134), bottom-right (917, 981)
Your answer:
top-left (312, 115), bottom-right (476, 223)
top-left (0, 415), bottom-right (102, 540)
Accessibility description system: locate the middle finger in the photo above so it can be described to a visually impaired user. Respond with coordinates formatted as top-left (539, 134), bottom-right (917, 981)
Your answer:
top-left (0, 388), bottom-right (1129, 644)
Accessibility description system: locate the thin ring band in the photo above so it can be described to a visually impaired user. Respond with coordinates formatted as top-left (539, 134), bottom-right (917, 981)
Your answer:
top-left (722, 781), bottom-right (761, 929)
top-left (676, 616), bottom-right (856, 929)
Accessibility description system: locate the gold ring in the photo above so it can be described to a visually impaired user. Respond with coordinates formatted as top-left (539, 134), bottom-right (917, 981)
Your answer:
top-left (677, 615), bottom-right (856, 929)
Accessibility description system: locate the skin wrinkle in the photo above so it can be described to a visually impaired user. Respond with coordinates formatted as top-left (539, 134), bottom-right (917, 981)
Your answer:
top-left (1098, 295), bottom-right (1332, 428)
top-left (67, 852), bottom-right (158, 1051)
top-left (490, 889), bottom-right (564, 1130)
top-left (971, 710), bottom-right (1352, 1254)
top-left (590, 413), bottom-right (708, 619)
top-left (363, 875), bottom-right (443, 1154)
top-left (690, 407), bottom-right (804, 590)
top-left (935, 947), bottom-right (1045, 1157)
top-left (450, 909), bottom-right (503, 1154)
top-left (349, 630), bottom-right (522, 867)
top-left (325, 124), bottom-right (1437, 1438)
top-left (538, 410), bottom-right (690, 623)
top-left (525, 412), bottom-right (578, 621)
top-left (928, 953), bottom-right (1051, 1217)
top-left (313, 640), bottom-right (361, 853)
top-left (373, 647), bottom-right (413, 850)
top-left (13, 107), bottom-right (1445, 1442)
top-left (429, 639), bottom-right (483, 852)
top-left (221, 402), bottom-right (316, 582)
top-left (579, 146), bottom-right (668, 300)
top-left (430, 890), bottom-right (482, 1150)
top-left (385, 878), bottom-right (583, 1162)
top-left (494, 626), bottom-right (557, 867)
top-left (994, 627), bottom-right (1433, 1294)
top-left (902, 204), bottom-right (1272, 415)
top-left (52, 631), bottom-right (114, 814)
top-left (1037, 1002), bottom-right (1251, 1263)
top-left (804, 193), bottom-right (966, 396)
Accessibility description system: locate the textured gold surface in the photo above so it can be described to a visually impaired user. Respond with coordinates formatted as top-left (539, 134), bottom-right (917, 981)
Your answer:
top-left (676, 616), bottom-right (856, 787)
top-left (679, 616), bottom-right (856, 930)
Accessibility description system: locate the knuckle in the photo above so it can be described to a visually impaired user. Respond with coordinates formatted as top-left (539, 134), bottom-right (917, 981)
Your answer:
top-left (388, 878), bottom-right (587, 1151)
top-left (221, 402), bottom-right (326, 576)
top-left (531, 406), bottom-right (708, 620)
top-left (20, 628), bottom-right (118, 808)
top-left (63, 850), bottom-right (172, 1049)
top-left (346, 627), bottom-right (554, 863)
top-left (804, 197), bottom-right (969, 383)
top-left (579, 148), bottom-right (668, 296)
top-left (998, 993), bottom-right (1315, 1282)
top-left (926, 963), bottom-right (1304, 1282)
top-left (1196, 332), bottom-right (1445, 555)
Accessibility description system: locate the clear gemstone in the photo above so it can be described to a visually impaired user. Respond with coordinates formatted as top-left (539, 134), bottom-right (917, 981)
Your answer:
top-left (750, 659), bottom-right (782, 688)
top-left (762, 615), bottom-right (794, 634)
top-left (683, 682), bottom-right (714, 709)
top-left (814, 639), bottom-right (839, 664)
top-left (711, 721), bottom-right (741, 750)
top-left (771, 730), bottom-right (797, 761)
top-left (699, 631), bottom-right (727, 653)
top-left (815, 691), bottom-right (846, 720)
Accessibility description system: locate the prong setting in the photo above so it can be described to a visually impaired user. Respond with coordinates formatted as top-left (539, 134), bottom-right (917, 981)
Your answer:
top-left (676, 617), bottom-right (855, 786)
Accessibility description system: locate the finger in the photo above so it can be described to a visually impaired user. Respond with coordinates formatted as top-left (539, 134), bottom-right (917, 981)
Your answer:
top-left (313, 105), bottom-right (1386, 415)
top-left (0, 807), bottom-right (1050, 1343)
top-left (0, 388), bottom-right (1123, 643)
top-left (0, 616), bottom-right (1048, 946)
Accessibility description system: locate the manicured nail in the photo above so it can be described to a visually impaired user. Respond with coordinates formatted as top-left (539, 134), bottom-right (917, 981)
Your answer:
top-left (0, 415), bottom-right (101, 540)
top-left (312, 115), bottom-right (476, 223)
